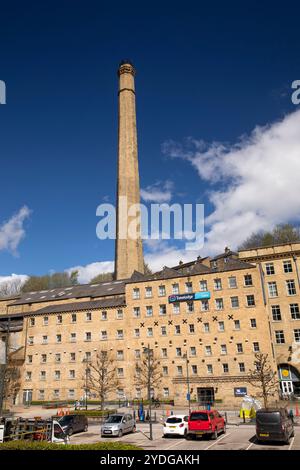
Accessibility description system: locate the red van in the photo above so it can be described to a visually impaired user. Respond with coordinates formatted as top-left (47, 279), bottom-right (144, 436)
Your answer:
top-left (187, 410), bottom-right (226, 439)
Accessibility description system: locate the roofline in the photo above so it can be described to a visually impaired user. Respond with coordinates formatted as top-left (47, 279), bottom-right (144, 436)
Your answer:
top-left (238, 241), bottom-right (300, 253)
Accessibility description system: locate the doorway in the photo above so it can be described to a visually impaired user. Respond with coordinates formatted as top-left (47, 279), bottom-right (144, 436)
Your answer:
top-left (197, 387), bottom-right (215, 406)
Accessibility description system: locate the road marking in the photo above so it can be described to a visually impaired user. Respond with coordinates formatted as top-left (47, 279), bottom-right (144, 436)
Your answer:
top-left (289, 437), bottom-right (295, 450)
top-left (204, 432), bottom-right (232, 450)
top-left (245, 442), bottom-right (254, 450)
top-left (164, 440), bottom-right (186, 450)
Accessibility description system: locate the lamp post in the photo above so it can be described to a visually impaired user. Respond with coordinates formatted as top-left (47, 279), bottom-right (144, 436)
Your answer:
top-left (143, 344), bottom-right (153, 441)
top-left (183, 352), bottom-right (191, 415)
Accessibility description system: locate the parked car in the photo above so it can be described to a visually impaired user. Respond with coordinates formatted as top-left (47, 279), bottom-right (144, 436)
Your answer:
top-left (187, 410), bottom-right (226, 439)
top-left (163, 415), bottom-right (188, 437)
top-left (58, 414), bottom-right (88, 436)
top-left (101, 413), bottom-right (136, 437)
top-left (255, 408), bottom-right (294, 444)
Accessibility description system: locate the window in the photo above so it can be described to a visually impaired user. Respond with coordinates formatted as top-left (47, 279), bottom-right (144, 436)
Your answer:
top-left (85, 352), bottom-right (91, 362)
top-left (205, 345), bottom-right (212, 356)
top-left (57, 315), bottom-right (63, 324)
top-left (172, 283), bottom-right (179, 294)
top-left (147, 327), bottom-right (153, 337)
top-left (190, 346), bottom-right (196, 357)
top-left (253, 342), bottom-right (260, 352)
top-left (207, 364), bottom-right (213, 374)
top-left (290, 303), bottom-right (300, 320)
top-left (29, 318), bottom-right (35, 327)
top-left (70, 333), bottom-right (76, 342)
top-left (250, 318), bottom-right (257, 328)
top-left (53, 390), bottom-right (60, 399)
top-left (172, 302), bottom-right (180, 314)
top-left (71, 313), bottom-right (77, 323)
top-left (159, 304), bottom-right (167, 315)
top-left (134, 329), bottom-right (140, 338)
top-left (162, 366), bottom-right (168, 376)
top-left (247, 295), bottom-right (255, 307)
top-left (177, 366), bottom-right (183, 375)
top-left (134, 350), bottom-right (141, 359)
top-left (283, 260), bottom-right (293, 273)
top-left (236, 343), bottom-right (243, 353)
top-left (54, 370), bottom-right (61, 380)
top-left (185, 282), bottom-right (193, 293)
top-left (294, 329), bottom-right (300, 342)
top-left (40, 371), bottom-right (46, 381)
top-left (239, 363), bottom-right (245, 373)
top-left (55, 353), bottom-right (61, 363)
top-left (70, 353), bottom-right (76, 362)
top-left (231, 296), bottom-right (239, 308)
top-left (159, 285), bottom-right (166, 297)
top-left (228, 276), bottom-right (237, 289)
top-left (222, 363), bottom-right (229, 373)
top-left (244, 274), bottom-right (253, 286)
top-left (85, 332), bottom-right (91, 342)
top-left (116, 309), bottom-right (123, 320)
top-left (191, 365), bottom-right (198, 375)
top-left (117, 368), bottom-right (124, 377)
top-left (218, 321), bottom-right (225, 332)
top-left (27, 355), bottom-right (33, 364)
top-left (117, 389), bottom-right (125, 399)
top-left (201, 300), bottom-right (209, 311)
top-left (175, 325), bottom-right (181, 335)
top-left (275, 330), bottom-right (285, 344)
top-left (161, 326), bottom-right (167, 336)
top-left (69, 370), bottom-right (75, 379)
top-left (265, 263), bottom-right (275, 275)
top-left (145, 287), bottom-right (152, 298)
top-left (204, 322), bottom-right (210, 333)
top-left (200, 280), bottom-right (208, 291)
top-left (133, 288), bottom-right (140, 299)
top-left (68, 389), bottom-right (75, 398)
top-left (163, 388), bottom-right (169, 398)
top-left (176, 347), bottom-right (182, 357)
top-left (189, 324), bottom-right (195, 334)
top-left (221, 344), bottom-right (227, 355)
top-left (272, 305), bottom-right (282, 321)
top-left (187, 301), bottom-right (194, 313)
top-left (56, 334), bottom-right (62, 343)
top-left (133, 307), bottom-right (140, 318)
top-left (146, 306), bottom-right (153, 317)
top-left (268, 282), bottom-right (278, 297)
top-left (135, 388), bottom-right (142, 398)
top-left (43, 316), bottom-right (49, 326)
top-left (117, 330), bottom-right (124, 339)
top-left (42, 335), bottom-right (48, 344)
top-left (25, 371), bottom-right (32, 381)
top-left (215, 298), bottom-right (224, 310)
top-left (234, 320), bottom-right (240, 330)
top-left (214, 278), bottom-right (222, 290)
top-left (286, 280), bottom-right (296, 296)
top-left (39, 390), bottom-right (45, 400)
top-left (161, 348), bottom-right (168, 358)
top-left (86, 312), bottom-right (92, 321)
top-left (101, 311), bottom-right (107, 320)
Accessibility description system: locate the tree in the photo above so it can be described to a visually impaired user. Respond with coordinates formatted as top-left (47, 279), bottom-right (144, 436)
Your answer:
top-left (246, 353), bottom-right (279, 408)
top-left (0, 278), bottom-right (23, 298)
top-left (90, 272), bottom-right (113, 283)
top-left (144, 262), bottom-right (152, 275)
top-left (1, 365), bottom-right (21, 409)
top-left (238, 224), bottom-right (300, 250)
top-left (134, 348), bottom-right (162, 399)
top-left (21, 271), bottom-right (78, 293)
top-left (85, 351), bottom-right (120, 410)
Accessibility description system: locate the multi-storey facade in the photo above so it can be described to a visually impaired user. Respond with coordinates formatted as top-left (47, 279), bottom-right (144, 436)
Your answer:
top-left (2, 244), bottom-right (300, 408)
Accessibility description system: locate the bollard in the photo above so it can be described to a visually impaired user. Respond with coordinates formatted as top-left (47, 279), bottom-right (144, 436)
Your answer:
top-left (242, 410), bottom-right (245, 423)
top-left (225, 412), bottom-right (227, 424)
top-left (154, 412), bottom-right (156, 423)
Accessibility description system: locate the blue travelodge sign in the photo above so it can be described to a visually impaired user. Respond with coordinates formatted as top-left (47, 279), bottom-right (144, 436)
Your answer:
top-left (168, 291), bottom-right (211, 303)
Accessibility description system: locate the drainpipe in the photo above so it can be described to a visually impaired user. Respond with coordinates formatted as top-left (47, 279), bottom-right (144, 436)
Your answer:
top-left (292, 255), bottom-right (300, 289)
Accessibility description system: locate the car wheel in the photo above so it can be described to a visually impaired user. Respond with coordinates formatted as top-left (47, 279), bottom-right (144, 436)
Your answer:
top-left (183, 429), bottom-right (187, 438)
top-left (212, 429), bottom-right (218, 440)
top-left (84, 425), bottom-right (88, 432)
top-left (68, 427), bottom-right (73, 436)
top-left (284, 435), bottom-right (290, 445)
top-left (291, 430), bottom-right (295, 438)
top-left (118, 429), bottom-right (123, 438)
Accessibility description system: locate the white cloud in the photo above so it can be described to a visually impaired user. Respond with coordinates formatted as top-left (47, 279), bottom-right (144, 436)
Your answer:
top-left (163, 109), bottom-right (300, 253)
top-left (0, 206), bottom-right (31, 255)
top-left (144, 239), bottom-right (199, 272)
top-left (140, 180), bottom-right (174, 203)
top-left (65, 261), bottom-right (114, 284)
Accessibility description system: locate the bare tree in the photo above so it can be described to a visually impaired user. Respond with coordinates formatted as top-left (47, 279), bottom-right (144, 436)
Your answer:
top-left (1, 365), bottom-right (21, 410)
top-left (0, 278), bottom-right (23, 297)
top-left (84, 351), bottom-right (120, 410)
top-left (135, 348), bottom-right (162, 400)
top-left (246, 353), bottom-right (279, 408)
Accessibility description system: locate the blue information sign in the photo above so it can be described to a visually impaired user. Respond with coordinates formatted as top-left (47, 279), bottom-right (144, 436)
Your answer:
top-left (234, 387), bottom-right (247, 397)
top-left (168, 292), bottom-right (210, 303)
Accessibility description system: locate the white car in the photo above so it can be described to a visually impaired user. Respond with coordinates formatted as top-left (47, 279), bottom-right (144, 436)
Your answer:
top-left (163, 415), bottom-right (189, 437)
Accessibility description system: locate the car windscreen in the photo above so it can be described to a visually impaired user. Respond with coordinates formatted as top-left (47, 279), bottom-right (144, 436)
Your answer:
top-left (256, 412), bottom-right (281, 424)
top-left (189, 413), bottom-right (209, 421)
top-left (166, 417), bottom-right (182, 424)
top-left (105, 416), bottom-right (123, 423)
top-left (58, 416), bottom-right (73, 425)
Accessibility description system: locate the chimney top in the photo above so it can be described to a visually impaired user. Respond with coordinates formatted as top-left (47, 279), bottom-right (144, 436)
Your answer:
top-left (118, 60), bottom-right (136, 76)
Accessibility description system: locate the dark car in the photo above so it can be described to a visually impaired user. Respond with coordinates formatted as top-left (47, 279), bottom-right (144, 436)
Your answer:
top-left (58, 414), bottom-right (88, 436)
top-left (256, 408), bottom-right (294, 444)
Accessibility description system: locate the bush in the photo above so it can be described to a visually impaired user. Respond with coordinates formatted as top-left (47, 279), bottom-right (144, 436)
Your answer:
top-left (54, 410), bottom-right (117, 417)
top-left (0, 441), bottom-right (141, 451)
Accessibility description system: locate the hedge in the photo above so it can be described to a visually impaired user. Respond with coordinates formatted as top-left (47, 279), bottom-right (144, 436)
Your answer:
top-left (0, 441), bottom-right (141, 451)
top-left (55, 409), bottom-right (117, 417)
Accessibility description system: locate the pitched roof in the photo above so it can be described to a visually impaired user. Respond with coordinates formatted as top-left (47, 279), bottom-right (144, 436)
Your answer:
top-left (30, 297), bottom-right (126, 315)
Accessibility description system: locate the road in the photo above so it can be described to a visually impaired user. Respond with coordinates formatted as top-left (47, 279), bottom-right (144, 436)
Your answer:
top-left (69, 423), bottom-right (300, 450)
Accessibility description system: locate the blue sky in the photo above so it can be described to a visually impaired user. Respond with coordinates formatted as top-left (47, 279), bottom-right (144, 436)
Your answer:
top-left (0, 1), bottom-right (300, 282)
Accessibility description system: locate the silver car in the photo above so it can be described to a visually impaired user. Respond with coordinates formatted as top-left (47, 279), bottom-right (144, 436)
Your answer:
top-left (101, 413), bottom-right (136, 437)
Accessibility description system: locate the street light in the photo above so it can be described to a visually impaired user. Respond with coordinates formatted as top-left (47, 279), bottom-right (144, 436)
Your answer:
top-left (183, 352), bottom-right (191, 415)
top-left (143, 344), bottom-right (153, 441)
